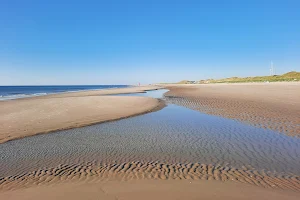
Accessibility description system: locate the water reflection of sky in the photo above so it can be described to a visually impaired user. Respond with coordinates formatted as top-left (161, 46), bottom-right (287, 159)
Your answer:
top-left (1, 89), bottom-right (299, 177)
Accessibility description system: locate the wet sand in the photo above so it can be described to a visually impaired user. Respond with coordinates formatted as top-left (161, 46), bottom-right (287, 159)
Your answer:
top-left (1, 179), bottom-right (299, 200)
top-left (164, 82), bottom-right (300, 136)
top-left (1, 161), bottom-right (300, 192)
top-left (1, 85), bottom-right (300, 199)
top-left (0, 86), bottom-right (163, 143)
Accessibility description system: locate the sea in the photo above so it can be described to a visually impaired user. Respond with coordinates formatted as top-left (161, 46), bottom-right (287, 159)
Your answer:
top-left (0, 85), bottom-right (129, 101)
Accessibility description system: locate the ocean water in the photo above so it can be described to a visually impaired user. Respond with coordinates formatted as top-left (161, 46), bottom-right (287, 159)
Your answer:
top-left (0, 85), bottom-right (129, 101)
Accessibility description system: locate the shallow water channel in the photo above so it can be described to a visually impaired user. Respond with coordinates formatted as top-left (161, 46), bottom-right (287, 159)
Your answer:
top-left (1, 89), bottom-right (299, 177)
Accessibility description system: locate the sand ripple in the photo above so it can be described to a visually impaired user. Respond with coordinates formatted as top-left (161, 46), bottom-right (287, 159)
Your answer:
top-left (164, 92), bottom-right (300, 137)
top-left (1, 162), bottom-right (300, 192)
top-left (1, 90), bottom-right (299, 192)
top-left (1, 103), bottom-right (299, 177)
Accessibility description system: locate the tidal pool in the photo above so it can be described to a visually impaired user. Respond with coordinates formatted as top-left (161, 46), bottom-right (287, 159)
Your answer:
top-left (1, 89), bottom-right (299, 177)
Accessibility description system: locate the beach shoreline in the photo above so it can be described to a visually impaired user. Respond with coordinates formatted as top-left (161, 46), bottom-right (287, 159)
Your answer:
top-left (163, 82), bottom-right (300, 136)
top-left (0, 86), bottom-right (164, 144)
top-left (0, 85), bottom-right (131, 101)
top-left (1, 83), bottom-right (300, 199)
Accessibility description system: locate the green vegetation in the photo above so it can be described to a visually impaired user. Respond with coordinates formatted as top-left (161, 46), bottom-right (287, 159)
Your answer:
top-left (206, 71), bottom-right (300, 83)
top-left (177, 71), bottom-right (300, 84)
top-left (177, 80), bottom-right (194, 84)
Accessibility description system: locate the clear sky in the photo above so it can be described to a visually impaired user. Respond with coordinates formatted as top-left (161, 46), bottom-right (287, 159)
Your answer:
top-left (1, 0), bottom-right (299, 85)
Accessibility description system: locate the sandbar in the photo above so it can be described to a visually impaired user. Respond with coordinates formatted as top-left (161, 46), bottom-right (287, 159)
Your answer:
top-left (164, 82), bottom-right (300, 136)
top-left (0, 86), bottom-right (163, 143)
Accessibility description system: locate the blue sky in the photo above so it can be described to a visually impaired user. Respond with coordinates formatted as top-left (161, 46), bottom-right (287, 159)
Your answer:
top-left (1, 0), bottom-right (299, 85)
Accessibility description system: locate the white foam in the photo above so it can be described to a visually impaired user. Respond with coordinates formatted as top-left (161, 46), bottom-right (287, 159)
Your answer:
top-left (0, 93), bottom-right (48, 101)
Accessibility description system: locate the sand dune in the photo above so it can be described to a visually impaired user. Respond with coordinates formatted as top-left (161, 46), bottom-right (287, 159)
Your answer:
top-left (0, 86), bottom-right (164, 143)
top-left (164, 82), bottom-right (300, 136)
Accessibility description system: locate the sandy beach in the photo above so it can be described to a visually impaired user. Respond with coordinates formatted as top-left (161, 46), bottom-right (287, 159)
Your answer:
top-left (0, 86), bottom-right (164, 143)
top-left (1, 179), bottom-right (300, 200)
top-left (164, 82), bottom-right (300, 136)
top-left (2, 0), bottom-right (300, 198)
top-left (1, 83), bottom-right (300, 199)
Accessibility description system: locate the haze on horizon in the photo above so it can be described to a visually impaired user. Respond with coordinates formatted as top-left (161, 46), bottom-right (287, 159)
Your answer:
top-left (1, 0), bottom-right (299, 85)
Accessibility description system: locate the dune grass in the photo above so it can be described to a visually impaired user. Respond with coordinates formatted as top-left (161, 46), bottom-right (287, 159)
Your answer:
top-left (176, 71), bottom-right (300, 84)
top-left (207, 71), bottom-right (300, 83)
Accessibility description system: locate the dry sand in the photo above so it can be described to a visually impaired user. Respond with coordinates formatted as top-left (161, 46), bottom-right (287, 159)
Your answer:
top-left (0, 86), bottom-right (163, 143)
top-left (1, 179), bottom-right (299, 200)
top-left (164, 82), bottom-right (300, 136)
top-left (38, 85), bottom-right (163, 98)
